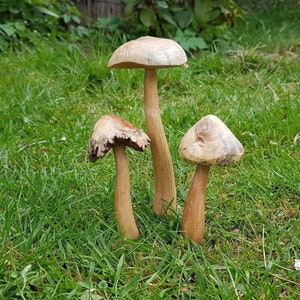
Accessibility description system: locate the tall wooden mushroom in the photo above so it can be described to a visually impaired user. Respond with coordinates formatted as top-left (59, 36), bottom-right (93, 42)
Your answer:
top-left (179, 115), bottom-right (244, 243)
top-left (108, 36), bottom-right (187, 215)
top-left (88, 114), bottom-right (150, 239)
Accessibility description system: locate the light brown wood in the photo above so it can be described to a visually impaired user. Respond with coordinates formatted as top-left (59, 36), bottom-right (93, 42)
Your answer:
top-left (180, 115), bottom-right (244, 243)
top-left (107, 37), bottom-right (187, 216)
top-left (114, 143), bottom-right (139, 239)
top-left (88, 114), bottom-right (150, 161)
top-left (144, 68), bottom-right (176, 215)
top-left (88, 115), bottom-right (150, 239)
top-left (179, 115), bottom-right (244, 166)
top-left (182, 165), bottom-right (210, 243)
top-left (107, 36), bottom-right (187, 69)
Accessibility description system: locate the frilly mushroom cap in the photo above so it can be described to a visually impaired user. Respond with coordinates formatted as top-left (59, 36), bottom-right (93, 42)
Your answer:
top-left (179, 115), bottom-right (244, 166)
top-left (88, 114), bottom-right (150, 162)
top-left (107, 36), bottom-right (187, 69)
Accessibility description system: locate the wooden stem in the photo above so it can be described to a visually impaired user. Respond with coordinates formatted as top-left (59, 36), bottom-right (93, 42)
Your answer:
top-left (182, 165), bottom-right (210, 243)
top-left (113, 143), bottom-right (139, 239)
top-left (144, 68), bottom-right (176, 215)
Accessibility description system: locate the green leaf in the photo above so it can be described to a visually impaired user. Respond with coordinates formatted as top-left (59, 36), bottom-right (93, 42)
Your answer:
top-left (63, 14), bottom-right (71, 24)
top-left (113, 254), bottom-right (124, 291)
top-left (184, 36), bottom-right (208, 50)
top-left (140, 7), bottom-right (156, 28)
top-left (75, 25), bottom-right (89, 38)
top-left (156, 1), bottom-right (168, 9)
top-left (194, 0), bottom-right (211, 26)
top-left (174, 27), bottom-right (184, 39)
top-left (209, 7), bottom-right (222, 22)
top-left (183, 28), bottom-right (197, 37)
top-left (174, 9), bottom-right (193, 29)
top-left (0, 36), bottom-right (9, 49)
top-left (220, 5), bottom-right (230, 16)
top-left (35, 6), bottom-right (59, 18)
top-left (14, 21), bottom-right (26, 31)
top-left (159, 9), bottom-right (177, 28)
top-left (1, 23), bottom-right (16, 36)
top-left (71, 15), bottom-right (81, 24)
top-left (123, 0), bottom-right (139, 16)
top-left (174, 28), bottom-right (208, 53)
top-left (8, 7), bottom-right (20, 14)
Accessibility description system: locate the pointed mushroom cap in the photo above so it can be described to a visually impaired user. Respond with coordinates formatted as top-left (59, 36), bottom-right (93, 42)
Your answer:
top-left (88, 114), bottom-right (150, 162)
top-left (107, 36), bottom-right (187, 69)
top-left (179, 115), bottom-right (244, 166)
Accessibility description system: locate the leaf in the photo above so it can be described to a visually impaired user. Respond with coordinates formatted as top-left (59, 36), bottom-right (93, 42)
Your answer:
top-left (63, 14), bottom-right (71, 24)
top-left (123, 273), bottom-right (142, 293)
top-left (35, 6), bottom-right (59, 18)
top-left (208, 7), bottom-right (222, 22)
top-left (113, 254), bottom-right (125, 291)
top-left (174, 28), bottom-right (184, 40)
top-left (140, 7), bottom-right (156, 28)
top-left (75, 25), bottom-right (89, 38)
top-left (184, 36), bottom-right (208, 51)
top-left (194, 0), bottom-right (211, 26)
top-left (159, 9), bottom-right (177, 28)
top-left (174, 28), bottom-right (208, 53)
top-left (0, 36), bottom-right (9, 48)
top-left (123, 0), bottom-right (139, 16)
top-left (14, 21), bottom-right (26, 31)
top-left (174, 9), bottom-right (193, 29)
top-left (1, 23), bottom-right (16, 36)
top-left (9, 7), bottom-right (20, 14)
top-left (183, 28), bottom-right (198, 37)
top-left (116, 254), bottom-right (125, 280)
top-left (156, 1), bottom-right (168, 9)
top-left (71, 15), bottom-right (81, 24)
top-left (220, 5), bottom-right (230, 17)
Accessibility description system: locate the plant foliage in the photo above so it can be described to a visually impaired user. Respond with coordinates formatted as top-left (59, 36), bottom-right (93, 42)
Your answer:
top-left (0, 0), bottom-right (87, 50)
top-left (122, 0), bottom-right (244, 53)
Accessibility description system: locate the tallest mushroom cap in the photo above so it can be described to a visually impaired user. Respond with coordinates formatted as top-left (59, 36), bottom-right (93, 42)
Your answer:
top-left (108, 36), bottom-right (187, 69)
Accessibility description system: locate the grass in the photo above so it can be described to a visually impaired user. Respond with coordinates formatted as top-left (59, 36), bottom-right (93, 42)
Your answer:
top-left (0, 4), bottom-right (300, 299)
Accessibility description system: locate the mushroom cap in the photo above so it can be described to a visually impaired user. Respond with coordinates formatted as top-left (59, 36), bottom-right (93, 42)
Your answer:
top-left (107, 36), bottom-right (187, 69)
top-left (179, 115), bottom-right (244, 166)
top-left (88, 114), bottom-right (150, 162)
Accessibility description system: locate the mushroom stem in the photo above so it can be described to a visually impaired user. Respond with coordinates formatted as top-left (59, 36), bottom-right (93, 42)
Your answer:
top-left (182, 164), bottom-right (210, 243)
top-left (113, 142), bottom-right (139, 239)
top-left (144, 68), bottom-right (176, 215)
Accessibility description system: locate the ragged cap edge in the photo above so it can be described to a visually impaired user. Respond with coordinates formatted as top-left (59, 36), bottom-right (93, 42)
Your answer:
top-left (88, 114), bottom-right (150, 162)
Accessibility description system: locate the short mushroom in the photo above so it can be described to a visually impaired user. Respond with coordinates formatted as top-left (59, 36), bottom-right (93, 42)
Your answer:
top-left (179, 115), bottom-right (244, 243)
top-left (88, 114), bottom-right (150, 239)
top-left (108, 36), bottom-right (187, 215)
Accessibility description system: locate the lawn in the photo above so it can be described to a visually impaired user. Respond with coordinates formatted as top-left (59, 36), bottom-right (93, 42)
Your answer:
top-left (0, 4), bottom-right (299, 299)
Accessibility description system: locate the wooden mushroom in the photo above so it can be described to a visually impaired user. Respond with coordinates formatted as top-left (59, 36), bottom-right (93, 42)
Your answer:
top-left (108, 36), bottom-right (187, 215)
top-left (179, 115), bottom-right (244, 243)
top-left (88, 114), bottom-right (150, 239)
